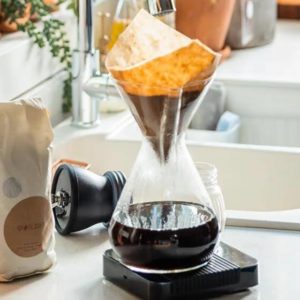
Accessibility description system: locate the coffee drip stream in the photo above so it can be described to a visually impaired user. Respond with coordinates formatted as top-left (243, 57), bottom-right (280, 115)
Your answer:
top-left (125, 88), bottom-right (206, 162)
top-left (108, 79), bottom-right (223, 274)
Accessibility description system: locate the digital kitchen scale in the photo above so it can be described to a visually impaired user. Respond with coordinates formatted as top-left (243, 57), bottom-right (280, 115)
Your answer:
top-left (103, 242), bottom-right (258, 300)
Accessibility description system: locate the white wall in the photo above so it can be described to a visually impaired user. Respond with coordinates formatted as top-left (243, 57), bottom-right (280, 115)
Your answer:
top-left (0, 11), bottom-right (75, 126)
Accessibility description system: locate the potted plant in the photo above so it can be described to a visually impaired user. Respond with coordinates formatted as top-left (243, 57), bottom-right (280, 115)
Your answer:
top-left (0, 2), bottom-right (31, 32)
top-left (43, 0), bottom-right (59, 12)
top-left (0, 0), bottom-right (72, 112)
top-left (176, 0), bottom-right (236, 54)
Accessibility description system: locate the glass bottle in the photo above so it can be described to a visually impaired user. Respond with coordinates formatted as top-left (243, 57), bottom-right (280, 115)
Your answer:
top-left (108, 0), bottom-right (139, 50)
top-left (196, 162), bottom-right (226, 234)
top-left (108, 78), bottom-right (223, 274)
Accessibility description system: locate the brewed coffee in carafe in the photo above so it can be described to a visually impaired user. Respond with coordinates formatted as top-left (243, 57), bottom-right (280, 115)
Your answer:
top-left (106, 10), bottom-right (222, 273)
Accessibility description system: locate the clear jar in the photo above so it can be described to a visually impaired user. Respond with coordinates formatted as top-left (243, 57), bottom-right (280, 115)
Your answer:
top-left (196, 162), bottom-right (226, 234)
top-left (109, 0), bottom-right (175, 51)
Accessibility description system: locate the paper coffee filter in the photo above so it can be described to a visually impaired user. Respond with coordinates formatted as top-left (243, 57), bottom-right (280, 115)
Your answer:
top-left (106, 10), bottom-right (220, 96)
top-left (106, 9), bottom-right (191, 70)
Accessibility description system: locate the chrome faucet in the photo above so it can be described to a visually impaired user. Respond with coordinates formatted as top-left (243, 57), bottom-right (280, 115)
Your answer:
top-left (71, 0), bottom-right (176, 128)
top-left (147, 0), bottom-right (176, 16)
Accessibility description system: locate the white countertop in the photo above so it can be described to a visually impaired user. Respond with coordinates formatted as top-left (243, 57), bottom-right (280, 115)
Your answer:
top-left (1, 226), bottom-right (300, 300)
top-left (217, 20), bottom-right (300, 87)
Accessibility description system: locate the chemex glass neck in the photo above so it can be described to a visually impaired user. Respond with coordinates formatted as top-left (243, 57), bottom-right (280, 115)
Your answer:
top-left (114, 78), bottom-right (212, 162)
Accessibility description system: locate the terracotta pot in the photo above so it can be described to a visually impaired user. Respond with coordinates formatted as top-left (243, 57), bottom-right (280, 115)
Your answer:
top-left (176, 0), bottom-right (236, 52)
top-left (0, 4), bottom-right (31, 33)
top-left (278, 0), bottom-right (300, 4)
top-left (43, 0), bottom-right (59, 12)
top-left (30, 1), bottom-right (59, 22)
top-left (278, 0), bottom-right (300, 19)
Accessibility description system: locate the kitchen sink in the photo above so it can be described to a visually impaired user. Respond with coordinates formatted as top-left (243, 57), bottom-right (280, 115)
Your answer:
top-left (54, 112), bottom-right (300, 231)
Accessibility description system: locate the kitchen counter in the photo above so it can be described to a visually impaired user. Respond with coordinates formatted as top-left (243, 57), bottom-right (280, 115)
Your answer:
top-left (217, 20), bottom-right (300, 87)
top-left (1, 226), bottom-right (299, 300)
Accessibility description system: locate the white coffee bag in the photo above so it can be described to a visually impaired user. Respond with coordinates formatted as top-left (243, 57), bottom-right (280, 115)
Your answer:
top-left (0, 99), bottom-right (56, 282)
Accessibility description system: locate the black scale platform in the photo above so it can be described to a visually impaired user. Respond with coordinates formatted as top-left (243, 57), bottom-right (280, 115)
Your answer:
top-left (103, 242), bottom-right (258, 300)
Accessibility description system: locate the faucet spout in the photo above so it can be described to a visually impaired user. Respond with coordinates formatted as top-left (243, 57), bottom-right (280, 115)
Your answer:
top-left (147, 0), bottom-right (176, 16)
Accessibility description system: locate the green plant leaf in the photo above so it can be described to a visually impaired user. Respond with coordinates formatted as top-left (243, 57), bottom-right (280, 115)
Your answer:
top-left (1, 0), bottom-right (73, 113)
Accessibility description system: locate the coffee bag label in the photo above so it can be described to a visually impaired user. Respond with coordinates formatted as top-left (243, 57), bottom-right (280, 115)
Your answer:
top-left (4, 197), bottom-right (53, 258)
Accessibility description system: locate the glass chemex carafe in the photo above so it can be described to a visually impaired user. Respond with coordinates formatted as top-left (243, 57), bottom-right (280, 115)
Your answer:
top-left (108, 78), bottom-right (224, 274)
top-left (105, 9), bottom-right (222, 274)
